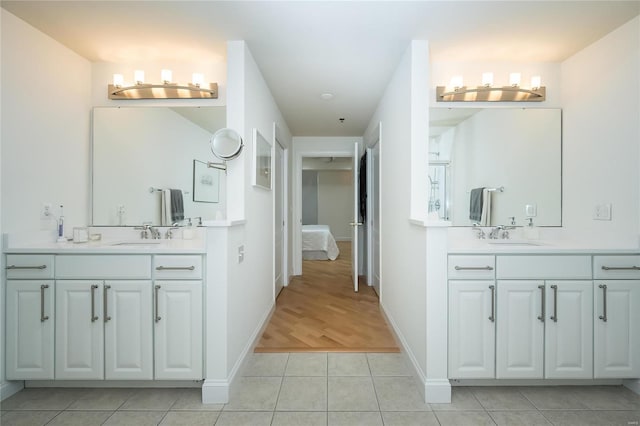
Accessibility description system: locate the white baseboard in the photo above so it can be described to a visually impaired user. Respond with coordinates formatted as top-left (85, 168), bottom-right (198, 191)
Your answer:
top-left (624, 379), bottom-right (640, 395)
top-left (202, 302), bottom-right (275, 404)
top-left (425, 379), bottom-right (452, 403)
top-left (25, 380), bottom-right (201, 388)
top-left (452, 378), bottom-right (623, 387)
top-left (1, 381), bottom-right (24, 400)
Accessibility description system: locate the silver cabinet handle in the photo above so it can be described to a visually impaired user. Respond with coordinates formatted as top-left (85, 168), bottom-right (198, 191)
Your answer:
top-left (489, 285), bottom-right (495, 322)
top-left (550, 284), bottom-right (558, 322)
top-left (602, 266), bottom-right (640, 270)
top-left (40, 284), bottom-right (49, 322)
top-left (537, 285), bottom-right (545, 322)
top-left (90, 284), bottom-right (99, 322)
top-left (104, 285), bottom-right (111, 323)
top-left (599, 284), bottom-right (608, 322)
top-left (7, 264), bottom-right (47, 270)
top-left (155, 266), bottom-right (195, 271)
top-left (155, 285), bottom-right (161, 323)
top-left (454, 266), bottom-right (494, 271)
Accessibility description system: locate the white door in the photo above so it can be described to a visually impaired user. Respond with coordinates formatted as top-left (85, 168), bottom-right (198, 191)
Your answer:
top-left (55, 280), bottom-right (104, 380)
top-left (545, 281), bottom-right (593, 379)
top-left (448, 281), bottom-right (496, 378)
top-left (496, 281), bottom-right (544, 379)
top-left (351, 142), bottom-right (361, 292)
top-left (154, 281), bottom-right (203, 380)
top-left (369, 141), bottom-right (381, 295)
top-left (104, 281), bottom-right (153, 380)
top-left (274, 140), bottom-right (285, 297)
top-left (6, 281), bottom-right (55, 380)
top-left (594, 280), bottom-right (640, 378)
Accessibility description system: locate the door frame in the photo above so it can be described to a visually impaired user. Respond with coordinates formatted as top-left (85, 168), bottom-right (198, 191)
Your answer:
top-left (292, 148), bottom-right (354, 276)
top-left (366, 123), bottom-right (381, 296)
top-left (273, 123), bottom-right (288, 295)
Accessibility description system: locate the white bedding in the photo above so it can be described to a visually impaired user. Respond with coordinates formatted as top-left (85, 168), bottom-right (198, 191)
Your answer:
top-left (302, 224), bottom-right (340, 260)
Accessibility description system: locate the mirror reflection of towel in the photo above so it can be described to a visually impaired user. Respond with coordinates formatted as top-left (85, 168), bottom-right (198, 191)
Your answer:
top-left (480, 188), bottom-right (492, 226)
top-left (170, 189), bottom-right (184, 222)
top-left (469, 187), bottom-right (484, 222)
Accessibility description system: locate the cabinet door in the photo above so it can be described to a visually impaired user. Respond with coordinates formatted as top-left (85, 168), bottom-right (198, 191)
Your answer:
top-left (154, 281), bottom-right (203, 380)
top-left (496, 281), bottom-right (544, 379)
top-left (55, 281), bottom-right (104, 379)
top-left (545, 281), bottom-right (593, 379)
top-left (448, 281), bottom-right (495, 378)
top-left (594, 280), bottom-right (640, 378)
top-left (104, 281), bottom-right (153, 380)
top-left (6, 281), bottom-right (54, 379)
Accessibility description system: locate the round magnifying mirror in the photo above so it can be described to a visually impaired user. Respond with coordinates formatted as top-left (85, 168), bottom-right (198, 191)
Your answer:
top-left (210, 128), bottom-right (243, 161)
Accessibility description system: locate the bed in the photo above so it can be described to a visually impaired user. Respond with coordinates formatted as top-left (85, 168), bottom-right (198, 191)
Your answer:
top-left (302, 224), bottom-right (340, 260)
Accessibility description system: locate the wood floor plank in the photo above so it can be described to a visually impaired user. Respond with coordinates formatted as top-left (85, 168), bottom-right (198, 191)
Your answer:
top-left (255, 241), bottom-right (399, 353)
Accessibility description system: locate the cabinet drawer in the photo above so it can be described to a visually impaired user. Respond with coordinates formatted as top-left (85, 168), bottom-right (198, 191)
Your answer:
top-left (594, 255), bottom-right (640, 279)
top-left (448, 255), bottom-right (495, 279)
top-left (497, 256), bottom-right (591, 279)
top-left (153, 255), bottom-right (202, 279)
top-left (6, 255), bottom-right (54, 279)
top-left (56, 255), bottom-right (151, 279)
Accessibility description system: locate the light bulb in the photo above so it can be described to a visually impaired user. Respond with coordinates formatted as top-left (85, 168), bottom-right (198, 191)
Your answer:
top-left (509, 72), bottom-right (521, 87)
top-left (113, 74), bottom-right (124, 88)
top-left (482, 72), bottom-right (493, 87)
top-left (531, 75), bottom-right (541, 90)
top-left (450, 76), bottom-right (463, 90)
top-left (192, 73), bottom-right (204, 87)
top-left (134, 70), bottom-right (145, 85)
top-left (161, 69), bottom-right (172, 84)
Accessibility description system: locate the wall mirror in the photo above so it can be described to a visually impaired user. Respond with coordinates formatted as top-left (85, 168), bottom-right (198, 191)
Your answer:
top-left (429, 108), bottom-right (562, 227)
top-left (92, 106), bottom-right (226, 226)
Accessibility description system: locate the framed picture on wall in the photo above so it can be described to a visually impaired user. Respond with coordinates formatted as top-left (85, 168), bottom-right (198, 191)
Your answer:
top-left (253, 129), bottom-right (272, 190)
top-left (192, 159), bottom-right (220, 203)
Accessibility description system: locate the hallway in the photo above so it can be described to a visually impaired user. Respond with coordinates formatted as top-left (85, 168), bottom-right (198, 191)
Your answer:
top-left (255, 241), bottom-right (398, 352)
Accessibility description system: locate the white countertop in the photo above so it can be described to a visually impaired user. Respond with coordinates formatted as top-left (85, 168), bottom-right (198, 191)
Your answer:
top-left (449, 239), bottom-right (640, 255)
top-left (4, 238), bottom-right (206, 254)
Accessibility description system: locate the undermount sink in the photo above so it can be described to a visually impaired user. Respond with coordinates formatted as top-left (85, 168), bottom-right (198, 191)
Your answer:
top-left (110, 240), bottom-right (164, 246)
top-left (487, 240), bottom-right (542, 246)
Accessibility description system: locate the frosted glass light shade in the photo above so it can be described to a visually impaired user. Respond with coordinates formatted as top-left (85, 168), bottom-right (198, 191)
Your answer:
top-left (113, 74), bottom-right (124, 87)
top-left (192, 73), bottom-right (204, 87)
top-left (450, 76), bottom-right (463, 89)
top-left (482, 72), bottom-right (493, 87)
top-left (509, 73), bottom-right (521, 87)
top-left (161, 69), bottom-right (172, 83)
top-left (531, 75), bottom-right (542, 89)
top-left (134, 70), bottom-right (145, 84)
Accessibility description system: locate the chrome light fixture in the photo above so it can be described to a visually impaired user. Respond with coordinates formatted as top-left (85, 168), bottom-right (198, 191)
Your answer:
top-left (108, 70), bottom-right (218, 100)
top-left (436, 73), bottom-right (545, 102)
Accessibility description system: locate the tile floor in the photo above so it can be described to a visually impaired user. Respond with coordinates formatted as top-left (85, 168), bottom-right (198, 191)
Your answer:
top-left (1, 353), bottom-right (640, 425)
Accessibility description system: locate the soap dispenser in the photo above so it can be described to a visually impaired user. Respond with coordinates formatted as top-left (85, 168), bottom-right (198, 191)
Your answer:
top-left (183, 218), bottom-right (194, 240)
top-left (524, 217), bottom-right (539, 240)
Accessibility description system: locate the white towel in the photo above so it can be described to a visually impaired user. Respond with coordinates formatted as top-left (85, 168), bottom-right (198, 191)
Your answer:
top-left (480, 188), bottom-right (492, 226)
top-left (161, 189), bottom-right (172, 226)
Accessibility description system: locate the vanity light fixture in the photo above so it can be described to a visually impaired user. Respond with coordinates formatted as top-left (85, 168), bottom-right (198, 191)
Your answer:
top-left (108, 70), bottom-right (218, 100)
top-left (436, 73), bottom-right (545, 102)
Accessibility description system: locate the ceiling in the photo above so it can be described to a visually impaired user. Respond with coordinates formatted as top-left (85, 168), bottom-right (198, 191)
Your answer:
top-left (3, 1), bottom-right (639, 137)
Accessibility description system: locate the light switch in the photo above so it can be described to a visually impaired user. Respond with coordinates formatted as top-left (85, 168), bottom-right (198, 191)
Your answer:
top-left (238, 245), bottom-right (245, 263)
top-left (525, 204), bottom-right (537, 217)
top-left (593, 203), bottom-right (612, 221)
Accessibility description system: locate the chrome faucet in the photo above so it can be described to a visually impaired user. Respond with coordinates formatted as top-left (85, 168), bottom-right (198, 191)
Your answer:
top-left (472, 223), bottom-right (486, 239)
top-left (489, 224), bottom-right (516, 239)
top-left (165, 226), bottom-right (181, 239)
top-left (134, 224), bottom-right (160, 239)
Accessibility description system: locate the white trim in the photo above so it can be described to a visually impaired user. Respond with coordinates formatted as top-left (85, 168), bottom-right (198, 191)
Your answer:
top-left (1, 381), bottom-right (24, 401)
top-left (25, 380), bottom-right (200, 388)
top-left (425, 379), bottom-right (453, 404)
top-left (454, 379), bottom-right (623, 387)
top-left (624, 379), bottom-right (640, 395)
top-left (202, 379), bottom-right (230, 404)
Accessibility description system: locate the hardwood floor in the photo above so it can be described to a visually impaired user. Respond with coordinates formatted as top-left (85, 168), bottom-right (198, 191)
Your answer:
top-left (255, 241), bottom-right (399, 353)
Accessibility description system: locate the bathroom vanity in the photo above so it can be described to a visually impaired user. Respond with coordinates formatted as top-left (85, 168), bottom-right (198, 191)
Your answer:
top-left (447, 243), bottom-right (640, 383)
top-left (4, 237), bottom-right (205, 384)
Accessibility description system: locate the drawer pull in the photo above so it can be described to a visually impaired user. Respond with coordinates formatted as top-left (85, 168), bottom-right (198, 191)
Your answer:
top-left (454, 266), bottom-right (494, 271)
top-left (155, 285), bottom-right (161, 323)
top-left (601, 266), bottom-right (640, 271)
top-left (537, 285), bottom-right (545, 322)
top-left (550, 285), bottom-right (558, 322)
top-left (6, 264), bottom-right (47, 270)
top-left (598, 284), bottom-right (608, 322)
top-left (156, 265), bottom-right (195, 271)
top-left (40, 284), bottom-right (49, 322)
top-left (90, 284), bottom-right (99, 322)
top-left (489, 285), bottom-right (495, 322)
top-left (104, 285), bottom-right (111, 323)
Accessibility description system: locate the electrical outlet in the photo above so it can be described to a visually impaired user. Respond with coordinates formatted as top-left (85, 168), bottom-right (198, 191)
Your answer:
top-left (238, 245), bottom-right (245, 263)
top-left (593, 203), bottom-right (612, 221)
top-left (41, 203), bottom-right (52, 219)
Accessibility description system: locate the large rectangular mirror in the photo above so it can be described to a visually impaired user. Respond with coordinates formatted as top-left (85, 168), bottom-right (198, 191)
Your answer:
top-left (92, 106), bottom-right (226, 226)
top-left (429, 108), bottom-right (562, 227)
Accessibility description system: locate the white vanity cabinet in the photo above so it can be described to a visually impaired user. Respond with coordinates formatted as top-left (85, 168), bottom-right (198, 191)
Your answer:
top-left (153, 255), bottom-right (203, 380)
top-left (54, 255), bottom-right (153, 380)
top-left (448, 256), bottom-right (496, 378)
top-left (593, 256), bottom-right (640, 378)
top-left (5, 255), bottom-right (55, 380)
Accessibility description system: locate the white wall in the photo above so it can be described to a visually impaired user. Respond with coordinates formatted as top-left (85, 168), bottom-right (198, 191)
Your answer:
top-left (561, 16), bottom-right (640, 245)
top-left (317, 170), bottom-right (353, 241)
top-left (363, 41), bottom-right (429, 381)
top-left (224, 41), bottom-right (292, 375)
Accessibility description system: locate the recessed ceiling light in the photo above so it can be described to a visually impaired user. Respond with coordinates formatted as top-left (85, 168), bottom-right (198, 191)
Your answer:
top-left (320, 93), bottom-right (334, 101)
